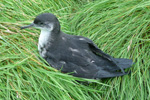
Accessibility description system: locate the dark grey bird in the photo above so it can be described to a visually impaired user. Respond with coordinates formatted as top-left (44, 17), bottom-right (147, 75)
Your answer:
top-left (21, 13), bottom-right (133, 79)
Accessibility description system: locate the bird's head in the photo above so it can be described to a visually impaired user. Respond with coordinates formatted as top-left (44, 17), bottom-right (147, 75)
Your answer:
top-left (21, 13), bottom-right (60, 32)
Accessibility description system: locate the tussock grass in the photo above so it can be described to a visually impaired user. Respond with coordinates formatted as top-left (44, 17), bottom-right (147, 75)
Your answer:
top-left (0, 0), bottom-right (150, 100)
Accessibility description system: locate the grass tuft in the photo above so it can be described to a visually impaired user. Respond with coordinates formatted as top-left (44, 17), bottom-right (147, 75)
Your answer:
top-left (0, 0), bottom-right (150, 100)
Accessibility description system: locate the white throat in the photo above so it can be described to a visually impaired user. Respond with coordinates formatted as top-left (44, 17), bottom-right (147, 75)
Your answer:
top-left (38, 29), bottom-right (52, 52)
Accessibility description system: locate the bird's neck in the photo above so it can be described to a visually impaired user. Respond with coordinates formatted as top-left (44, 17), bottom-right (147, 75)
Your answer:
top-left (38, 29), bottom-right (61, 50)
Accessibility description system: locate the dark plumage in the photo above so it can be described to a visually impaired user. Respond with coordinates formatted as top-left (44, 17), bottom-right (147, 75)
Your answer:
top-left (21, 13), bottom-right (133, 79)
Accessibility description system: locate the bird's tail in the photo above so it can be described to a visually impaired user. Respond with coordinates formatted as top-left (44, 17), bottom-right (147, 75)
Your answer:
top-left (94, 70), bottom-right (130, 79)
top-left (94, 58), bottom-right (133, 79)
top-left (114, 58), bottom-right (133, 71)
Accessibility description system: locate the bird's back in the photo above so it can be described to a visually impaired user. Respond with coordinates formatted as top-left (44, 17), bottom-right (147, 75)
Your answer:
top-left (44, 33), bottom-right (130, 79)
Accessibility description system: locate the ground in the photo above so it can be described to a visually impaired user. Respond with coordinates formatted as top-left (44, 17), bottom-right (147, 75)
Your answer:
top-left (0, 0), bottom-right (149, 100)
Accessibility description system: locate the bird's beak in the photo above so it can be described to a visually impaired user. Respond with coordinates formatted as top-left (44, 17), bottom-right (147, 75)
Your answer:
top-left (20, 23), bottom-right (34, 29)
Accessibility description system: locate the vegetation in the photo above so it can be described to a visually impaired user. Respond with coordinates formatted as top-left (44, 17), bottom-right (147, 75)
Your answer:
top-left (0, 0), bottom-right (149, 99)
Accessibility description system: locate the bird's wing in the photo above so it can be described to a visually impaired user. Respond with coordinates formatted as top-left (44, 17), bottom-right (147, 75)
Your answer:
top-left (83, 38), bottom-right (125, 73)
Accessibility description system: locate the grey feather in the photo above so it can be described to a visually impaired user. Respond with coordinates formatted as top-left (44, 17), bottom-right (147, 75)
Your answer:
top-left (21, 13), bottom-right (133, 79)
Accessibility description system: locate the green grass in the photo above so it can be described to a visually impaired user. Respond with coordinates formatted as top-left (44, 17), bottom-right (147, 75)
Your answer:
top-left (0, 0), bottom-right (150, 100)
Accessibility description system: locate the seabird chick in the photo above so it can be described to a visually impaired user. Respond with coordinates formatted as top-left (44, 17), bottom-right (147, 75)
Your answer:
top-left (21, 13), bottom-right (133, 79)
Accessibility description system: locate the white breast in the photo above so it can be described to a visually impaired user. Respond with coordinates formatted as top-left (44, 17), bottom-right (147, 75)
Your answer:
top-left (38, 29), bottom-right (51, 52)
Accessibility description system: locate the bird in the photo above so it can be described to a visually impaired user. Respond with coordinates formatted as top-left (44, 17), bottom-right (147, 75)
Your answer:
top-left (21, 13), bottom-right (133, 79)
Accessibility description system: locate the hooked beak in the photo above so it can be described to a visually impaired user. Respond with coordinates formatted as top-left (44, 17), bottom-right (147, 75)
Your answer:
top-left (20, 23), bottom-right (34, 29)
